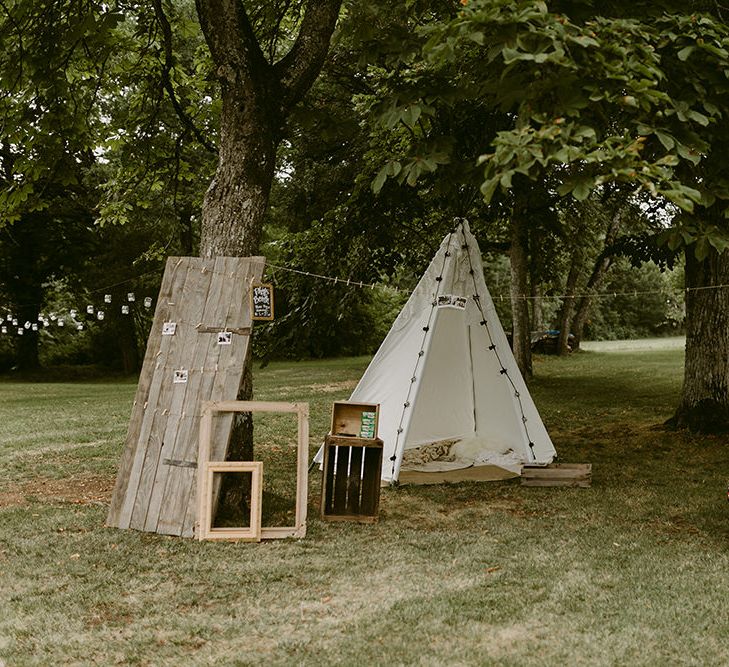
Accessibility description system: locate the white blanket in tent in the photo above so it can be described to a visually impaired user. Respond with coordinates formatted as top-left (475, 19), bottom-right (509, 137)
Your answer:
top-left (399, 435), bottom-right (524, 475)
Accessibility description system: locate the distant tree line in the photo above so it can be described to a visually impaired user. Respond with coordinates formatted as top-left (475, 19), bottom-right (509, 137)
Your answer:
top-left (1, 0), bottom-right (728, 431)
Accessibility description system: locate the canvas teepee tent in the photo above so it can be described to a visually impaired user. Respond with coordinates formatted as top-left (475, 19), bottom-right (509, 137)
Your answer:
top-left (320, 220), bottom-right (555, 484)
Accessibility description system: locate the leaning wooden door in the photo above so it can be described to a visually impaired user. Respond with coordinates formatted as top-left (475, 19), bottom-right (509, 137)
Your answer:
top-left (106, 256), bottom-right (265, 537)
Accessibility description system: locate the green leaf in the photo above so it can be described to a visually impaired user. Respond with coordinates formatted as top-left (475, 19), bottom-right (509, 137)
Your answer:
top-left (655, 130), bottom-right (674, 150)
top-left (687, 110), bottom-right (710, 126)
top-left (469, 31), bottom-right (485, 46)
top-left (677, 45), bottom-right (695, 61)
top-left (676, 142), bottom-right (701, 165)
top-left (572, 180), bottom-right (593, 201)
top-left (372, 166), bottom-right (388, 194)
top-left (480, 176), bottom-right (499, 203)
top-left (695, 237), bottom-right (710, 261)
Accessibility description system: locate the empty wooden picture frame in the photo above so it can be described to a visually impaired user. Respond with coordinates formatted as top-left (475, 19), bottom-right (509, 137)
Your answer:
top-left (199, 461), bottom-right (263, 541)
top-left (197, 400), bottom-right (309, 540)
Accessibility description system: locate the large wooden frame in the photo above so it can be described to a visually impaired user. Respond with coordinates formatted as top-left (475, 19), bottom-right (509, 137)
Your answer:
top-left (199, 462), bottom-right (263, 541)
top-left (197, 401), bottom-right (309, 540)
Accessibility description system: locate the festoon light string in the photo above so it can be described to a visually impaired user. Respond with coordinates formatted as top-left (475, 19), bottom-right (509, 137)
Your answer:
top-left (457, 220), bottom-right (537, 462)
top-left (388, 227), bottom-right (459, 482)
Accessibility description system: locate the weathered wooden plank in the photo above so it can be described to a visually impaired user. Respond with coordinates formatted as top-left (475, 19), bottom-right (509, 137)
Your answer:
top-left (155, 256), bottom-right (230, 534)
top-left (323, 444), bottom-right (335, 515)
top-left (521, 479), bottom-right (592, 488)
top-left (106, 257), bottom-right (184, 527)
top-left (110, 258), bottom-right (192, 529)
top-left (521, 463), bottom-right (592, 487)
top-left (132, 263), bottom-right (213, 531)
top-left (182, 258), bottom-right (263, 536)
top-left (132, 262), bottom-right (211, 529)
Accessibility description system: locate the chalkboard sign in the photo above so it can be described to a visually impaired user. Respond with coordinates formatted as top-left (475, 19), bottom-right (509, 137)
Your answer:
top-left (251, 283), bottom-right (274, 321)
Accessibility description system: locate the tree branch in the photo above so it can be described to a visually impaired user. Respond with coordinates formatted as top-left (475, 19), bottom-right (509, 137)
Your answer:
top-left (195, 0), bottom-right (269, 93)
top-left (152, 0), bottom-right (217, 154)
top-left (273, 0), bottom-right (343, 112)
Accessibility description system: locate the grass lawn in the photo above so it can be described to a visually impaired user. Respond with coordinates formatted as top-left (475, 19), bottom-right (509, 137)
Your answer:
top-left (1, 343), bottom-right (728, 666)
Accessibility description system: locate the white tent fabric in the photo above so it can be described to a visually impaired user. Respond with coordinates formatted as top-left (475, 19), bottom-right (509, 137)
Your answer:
top-left (317, 220), bottom-right (555, 483)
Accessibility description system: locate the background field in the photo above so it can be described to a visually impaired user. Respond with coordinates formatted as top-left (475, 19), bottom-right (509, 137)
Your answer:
top-left (1, 343), bottom-right (728, 666)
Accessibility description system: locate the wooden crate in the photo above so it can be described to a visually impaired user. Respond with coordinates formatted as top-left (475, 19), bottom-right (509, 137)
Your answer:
top-left (331, 401), bottom-right (379, 439)
top-left (321, 435), bottom-right (383, 523)
top-left (521, 463), bottom-right (592, 488)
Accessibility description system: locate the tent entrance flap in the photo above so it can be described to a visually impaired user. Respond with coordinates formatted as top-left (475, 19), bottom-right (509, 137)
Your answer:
top-left (403, 307), bottom-right (475, 450)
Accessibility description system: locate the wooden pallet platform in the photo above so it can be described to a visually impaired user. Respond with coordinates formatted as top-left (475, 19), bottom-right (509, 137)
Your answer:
top-left (521, 463), bottom-right (592, 488)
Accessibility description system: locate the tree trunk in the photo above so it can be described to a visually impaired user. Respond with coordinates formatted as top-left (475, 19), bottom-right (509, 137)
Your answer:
top-left (198, 91), bottom-right (277, 257)
top-left (6, 262), bottom-right (42, 371)
top-left (15, 302), bottom-right (41, 371)
top-left (192, 0), bottom-right (342, 517)
top-left (530, 277), bottom-right (544, 332)
top-left (179, 206), bottom-right (195, 256)
top-left (557, 255), bottom-right (582, 356)
top-left (510, 212), bottom-right (532, 379)
top-left (669, 242), bottom-right (729, 432)
top-left (571, 206), bottom-right (623, 350)
top-left (118, 315), bottom-right (139, 375)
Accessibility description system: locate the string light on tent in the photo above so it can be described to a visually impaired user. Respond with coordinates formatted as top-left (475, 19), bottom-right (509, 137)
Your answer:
top-left (457, 221), bottom-right (538, 461)
top-left (388, 226), bottom-right (458, 480)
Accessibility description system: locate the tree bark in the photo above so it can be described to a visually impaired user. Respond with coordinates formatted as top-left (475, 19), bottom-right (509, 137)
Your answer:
top-left (669, 241), bottom-right (729, 432)
top-left (556, 255), bottom-right (582, 356)
top-left (510, 211), bottom-right (532, 379)
top-left (198, 83), bottom-right (278, 256)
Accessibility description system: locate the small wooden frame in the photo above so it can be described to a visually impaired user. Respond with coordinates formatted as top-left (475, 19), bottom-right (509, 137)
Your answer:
top-left (331, 401), bottom-right (380, 439)
top-left (199, 462), bottom-right (262, 541)
top-left (321, 435), bottom-right (383, 523)
top-left (521, 463), bottom-right (592, 488)
top-left (198, 400), bottom-right (309, 539)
